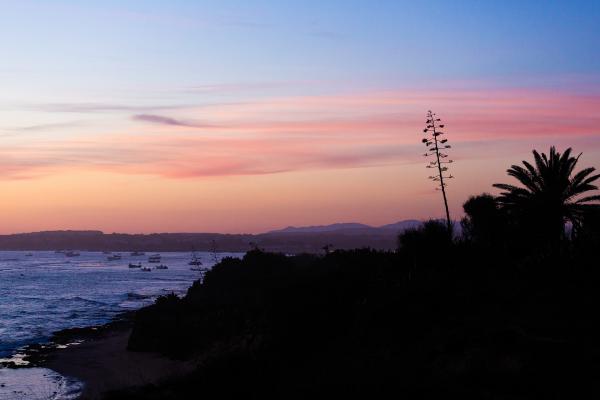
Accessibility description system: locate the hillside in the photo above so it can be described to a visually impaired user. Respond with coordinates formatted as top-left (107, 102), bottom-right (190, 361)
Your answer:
top-left (0, 221), bottom-right (423, 253)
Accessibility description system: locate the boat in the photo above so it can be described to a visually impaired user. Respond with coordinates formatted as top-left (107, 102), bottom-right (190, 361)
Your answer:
top-left (128, 263), bottom-right (142, 268)
top-left (148, 254), bottom-right (161, 263)
top-left (188, 251), bottom-right (202, 266)
top-left (25, 253), bottom-right (33, 257)
top-left (155, 264), bottom-right (168, 270)
top-left (130, 251), bottom-right (145, 256)
top-left (141, 267), bottom-right (152, 272)
top-left (65, 251), bottom-right (80, 257)
top-left (107, 254), bottom-right (122, 261)
top-left (210, 240), bottom-right (220, 264)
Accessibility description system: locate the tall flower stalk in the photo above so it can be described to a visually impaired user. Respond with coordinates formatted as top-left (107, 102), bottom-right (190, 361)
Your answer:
top-left (422, 110), bottom-right (454, 233)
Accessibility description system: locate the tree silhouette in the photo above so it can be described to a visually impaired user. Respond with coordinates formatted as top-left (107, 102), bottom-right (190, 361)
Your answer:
top-left (422, 110), bottom-right (454, 233)
top-left (461, 193), bottom-right (506, 246)
top-left (493, 147), bottom-right (600, 242)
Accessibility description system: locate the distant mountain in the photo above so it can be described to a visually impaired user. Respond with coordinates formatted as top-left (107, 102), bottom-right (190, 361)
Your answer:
top-left (0, 221), bottom-right (429, 254)
top-left (267, 220), bottom-right (423, 235)
top-left (268, 223), bottom-right (372, 234)
top-left (377, 220), bottom-right (423, 231)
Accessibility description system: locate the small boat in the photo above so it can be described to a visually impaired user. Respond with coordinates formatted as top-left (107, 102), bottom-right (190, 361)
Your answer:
top-left (130, 251), bottom-right (145, 256)
top-left (210, 240), bottom-right (220, 264)
top-left (188, 250), bottom-right (202, 266)
top-left (107, 254), bottom-right (122, 261)
top-left (25, 253), bottom-right (33, 257)
top-left (65, 251), bottom-right (80, 257)
top-left (155, 264), bottom-right (168, 270)
top-left (128, 263), bottom-right (142, 268)
top-left (148, 254), bottom-right (161, 263)
top-left (141, 267), bottom-right (152, 272)
top-left (190, 266), bottom-right (205, 272)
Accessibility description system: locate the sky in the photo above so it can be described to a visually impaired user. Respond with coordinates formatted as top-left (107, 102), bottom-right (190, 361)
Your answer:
top-left (0, 0), bottom-right (599, 234)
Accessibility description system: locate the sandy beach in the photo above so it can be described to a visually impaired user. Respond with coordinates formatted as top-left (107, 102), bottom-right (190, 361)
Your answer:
top-left (38, 321), bottom-right (194, 399)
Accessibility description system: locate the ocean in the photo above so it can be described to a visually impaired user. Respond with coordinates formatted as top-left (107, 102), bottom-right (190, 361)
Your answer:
top-left (0, 250), bottom-right (241, 399)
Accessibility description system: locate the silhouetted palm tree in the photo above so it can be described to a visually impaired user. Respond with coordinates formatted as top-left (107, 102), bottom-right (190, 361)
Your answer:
top-left (493, 147), bottom-right (600, 241)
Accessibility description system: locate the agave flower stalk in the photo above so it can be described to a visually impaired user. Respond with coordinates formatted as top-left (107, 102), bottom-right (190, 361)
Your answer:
top-left (422, 110), bottom-right (454, 232)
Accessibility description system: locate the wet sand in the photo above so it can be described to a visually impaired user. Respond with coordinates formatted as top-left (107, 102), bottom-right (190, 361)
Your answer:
top-left (42, 323), bottom-right (194, 399)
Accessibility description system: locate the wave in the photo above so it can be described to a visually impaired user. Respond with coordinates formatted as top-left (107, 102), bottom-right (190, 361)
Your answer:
top-left (60, 296), bottom-right (110, 307)
top-left (0, 250), bottom-right (240, 367)
top-left (125, 292), bottom-right (152, 300)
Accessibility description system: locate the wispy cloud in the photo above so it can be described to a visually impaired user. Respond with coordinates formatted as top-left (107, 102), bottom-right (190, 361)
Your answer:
top-left (22, 102), bottom-right (186, 114)
top-left (185, 81), bottom-right (292, 94)
top-left (2, 86), bottom-right (600, 180)
top-left (132, 114), bottom-right (211, 128)
top-left (11, 121), bottom-right (84, 132)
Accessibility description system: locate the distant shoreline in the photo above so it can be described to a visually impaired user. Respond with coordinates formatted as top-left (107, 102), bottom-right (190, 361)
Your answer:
top-left (0, 229), bottom-right (405, 253)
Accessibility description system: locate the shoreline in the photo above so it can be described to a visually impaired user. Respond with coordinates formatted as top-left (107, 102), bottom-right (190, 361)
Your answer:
top-left (1, 310), bottom-right (137, 369)
top-left (3, 310), bottom-right (194, 399)
top-left (0, 251), bottom-right (214, 399)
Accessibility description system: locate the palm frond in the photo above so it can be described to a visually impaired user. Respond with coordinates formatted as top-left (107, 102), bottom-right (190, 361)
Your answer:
top-left (522, 160), bottom-right (538, 177)
top-left (558, 147), bottom-right (572, 166)
top-left (493, 183), bottom-right (524, 192)
top-left (507, 166), bottom-right (539, 192)
top-left (533, 150), bottom-right (546, 174)
top-left (581, 172), bottom-right (600, 186)
top-left (570, 167), bottom-right (597, 187)
top-left (564, 151), bottom-right (581, 177)
top-left (575, 195), bottom-right (600, 204)
top-left (567, 184), bottom-right (599, 200)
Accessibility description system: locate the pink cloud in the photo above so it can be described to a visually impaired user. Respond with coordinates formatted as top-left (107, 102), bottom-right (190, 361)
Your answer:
top-left (1, 86), bottom-right (600, 180)
top-left (132, 114), bottom-right (211, 128)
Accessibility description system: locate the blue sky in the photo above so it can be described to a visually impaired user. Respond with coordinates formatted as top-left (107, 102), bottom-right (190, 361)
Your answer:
top-left (3, 0), bottom-right (599, 96)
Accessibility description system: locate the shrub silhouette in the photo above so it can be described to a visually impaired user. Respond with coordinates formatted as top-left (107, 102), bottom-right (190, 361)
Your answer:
top-left (397, 219), bottom-right (452, 273)
top-left (493, 146), bottom-right (600, 245)
top-left (461, 193), bottom-right (506, 247)
top-left (575, 206), bottom-right (600, 253)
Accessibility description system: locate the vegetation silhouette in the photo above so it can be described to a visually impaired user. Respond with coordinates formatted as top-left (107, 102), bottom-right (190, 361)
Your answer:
top-left (105, 146), bottom-right (600, 400)
top-left (461, 193), bottom-right (507, 248)
top-left (422, 110), bottom-right (454, 233)
top-left (493, 146), bottom-right (600, 246)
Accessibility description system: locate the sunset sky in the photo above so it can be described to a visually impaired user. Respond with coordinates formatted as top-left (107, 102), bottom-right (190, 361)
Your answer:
top-left (1, 1), bottom-right (599, 234)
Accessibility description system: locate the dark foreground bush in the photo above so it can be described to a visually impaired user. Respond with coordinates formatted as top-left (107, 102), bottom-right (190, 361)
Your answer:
top-left (104, 239), bottom-right (600, 400)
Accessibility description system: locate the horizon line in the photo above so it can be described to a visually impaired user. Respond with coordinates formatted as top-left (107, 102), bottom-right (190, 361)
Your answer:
top-left (0, 218), bottom-right (436, 236)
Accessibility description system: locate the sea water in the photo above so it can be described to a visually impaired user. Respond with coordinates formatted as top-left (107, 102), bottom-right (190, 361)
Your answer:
top-left (0, 250), bottom-right (241, 399)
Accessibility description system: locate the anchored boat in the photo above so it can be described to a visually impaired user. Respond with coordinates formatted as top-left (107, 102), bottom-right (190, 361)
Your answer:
top-left (148, 254), bottom-right (161, 263)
